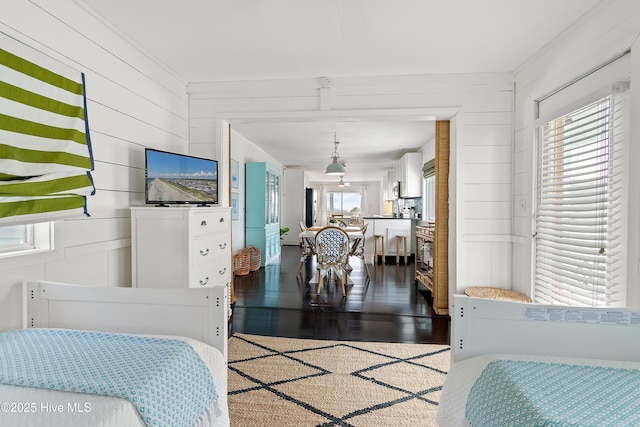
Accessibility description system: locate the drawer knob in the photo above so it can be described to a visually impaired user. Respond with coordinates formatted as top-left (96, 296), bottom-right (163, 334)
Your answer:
top-left (200, 248), bottom-right (210, 256)
top-left (219, 217), bottom-right (224, 222)
top-left (219, 243), bottom-right (227, 249)
top-left (201, 220), bottom-right (207, 226)
top-left (218, 267), bottom-right (227, 275)
top-left (199, 277), bottom-right (209, 286)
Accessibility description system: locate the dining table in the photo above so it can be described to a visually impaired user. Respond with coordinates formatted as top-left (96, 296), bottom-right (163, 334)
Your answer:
top-left (299, 225), bottom-right (364, 239)
top-left (298, 225), bottom-right (365, 285)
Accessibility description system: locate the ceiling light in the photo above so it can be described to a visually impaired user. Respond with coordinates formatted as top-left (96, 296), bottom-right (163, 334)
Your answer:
top-left (325, 133), bottom-right (346, 176)
top-left (338, 177), bottom-right (351, 187)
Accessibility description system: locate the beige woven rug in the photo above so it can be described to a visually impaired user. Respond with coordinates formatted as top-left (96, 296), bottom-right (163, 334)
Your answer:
top-left (227, 333), bottom-right (451, 426)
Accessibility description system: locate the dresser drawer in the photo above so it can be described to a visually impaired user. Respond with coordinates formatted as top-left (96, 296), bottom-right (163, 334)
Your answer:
top-left (190, 255), bottom-right (230, 288)
top-left (191, 234), bottom-right (229, 266)
top-left (190, 210), bottom-right (230, 237)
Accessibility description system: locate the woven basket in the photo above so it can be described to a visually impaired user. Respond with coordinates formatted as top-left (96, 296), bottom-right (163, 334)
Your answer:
top-left (247, 245), bottom-right (261, 271)
top-left (233, 250), bottom-right (250, 276)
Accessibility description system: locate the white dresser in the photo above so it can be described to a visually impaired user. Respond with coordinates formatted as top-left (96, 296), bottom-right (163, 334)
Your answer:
top-left (131, 206), bottom-right (231, 289)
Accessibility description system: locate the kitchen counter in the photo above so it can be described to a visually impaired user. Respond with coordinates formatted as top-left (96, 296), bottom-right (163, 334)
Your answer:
top-left (361, 217), bottom-right (417, 259)
top-left (363, 216), bottom-right (420, 220)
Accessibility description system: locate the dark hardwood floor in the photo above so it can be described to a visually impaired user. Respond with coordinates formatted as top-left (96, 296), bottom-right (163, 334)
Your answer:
top-left (230, 245), bottom-right (450, 345)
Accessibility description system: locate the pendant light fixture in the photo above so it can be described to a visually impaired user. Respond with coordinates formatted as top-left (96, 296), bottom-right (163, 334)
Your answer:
top-left (325, 133), bottom-right (346, 176)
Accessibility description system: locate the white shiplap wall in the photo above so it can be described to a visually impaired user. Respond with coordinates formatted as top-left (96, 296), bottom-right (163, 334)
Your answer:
top-left (188, 73), bottom-right (515, 307)
top-left (0, 0), bottom-right (188, 330)
top-left (512, 0), bottom-right (640, 306)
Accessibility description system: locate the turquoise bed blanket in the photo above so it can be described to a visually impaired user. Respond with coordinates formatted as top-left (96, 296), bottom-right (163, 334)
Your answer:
top-left (0, 328), bottom-right (217, 427)
top-left (466, 359), bottom-right (640, 427)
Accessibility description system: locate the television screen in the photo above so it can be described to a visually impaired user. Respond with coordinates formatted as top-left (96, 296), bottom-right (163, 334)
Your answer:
top-left (145, 148), bottom-right (218, 205)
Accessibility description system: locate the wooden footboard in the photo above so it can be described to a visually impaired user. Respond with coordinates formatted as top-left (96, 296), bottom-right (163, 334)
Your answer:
top-left (23, 280), bottom-right (228, 360)
top-left (451, 294), bottom-right (640, 364)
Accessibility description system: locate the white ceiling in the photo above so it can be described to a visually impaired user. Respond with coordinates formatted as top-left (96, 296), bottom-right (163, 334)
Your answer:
top-left (81, 0), bottom-right (601, 183)
top-left (233, 119), bottom-right (436, 183)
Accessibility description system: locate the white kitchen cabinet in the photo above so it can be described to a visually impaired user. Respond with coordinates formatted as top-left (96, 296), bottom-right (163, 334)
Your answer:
top-left (131, 206), bottom-right (231, 289)
top-left (382, 169), bottom-right (396, 201)
top-left (396, 152), bottom-right (422, 198)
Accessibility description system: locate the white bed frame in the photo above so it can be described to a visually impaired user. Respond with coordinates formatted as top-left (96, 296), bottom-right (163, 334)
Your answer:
top-left (22, 280), bottom-right (229, 360)
top-left (451, 294), bottom-right (640, 364)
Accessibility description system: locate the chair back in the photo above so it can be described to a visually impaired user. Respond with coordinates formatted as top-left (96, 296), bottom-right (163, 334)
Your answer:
top-left (351, 222), bottom-right (368, 257)
top-left (315, 226), bottom-right (349, 265)
top-left (299, 221), bottom-right (307, 232)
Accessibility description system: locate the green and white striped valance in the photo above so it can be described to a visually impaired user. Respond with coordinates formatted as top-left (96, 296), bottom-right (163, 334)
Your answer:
top-left (0, 32), bottom-right (94, 225)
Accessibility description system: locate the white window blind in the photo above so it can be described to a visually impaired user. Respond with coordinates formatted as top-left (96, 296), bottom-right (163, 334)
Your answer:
top-left (534, 88), bottom-right (628, 306)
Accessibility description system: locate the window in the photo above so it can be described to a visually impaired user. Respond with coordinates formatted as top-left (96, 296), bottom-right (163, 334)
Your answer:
top-left (422, 175), bottom-right (435, 221)
top-left (326, 191), bottom-right (361, 217)
top-left (421, 158), bottom-right (435, 221)
top-left (534, 90), bottom-right (628, 307)
top-left (0, 223), bottom-right (53, 257)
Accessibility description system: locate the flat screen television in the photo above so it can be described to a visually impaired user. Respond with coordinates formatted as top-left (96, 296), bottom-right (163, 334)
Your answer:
top-left (145, 148), bottom-right (218, 206)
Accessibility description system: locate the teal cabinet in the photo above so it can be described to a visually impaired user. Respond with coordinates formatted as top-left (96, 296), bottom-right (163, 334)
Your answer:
top-left (245, 162), bottom-right (281, 266)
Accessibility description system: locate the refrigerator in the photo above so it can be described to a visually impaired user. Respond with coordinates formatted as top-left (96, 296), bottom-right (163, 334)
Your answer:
top-left (305, 187), bottom-right (317, 228)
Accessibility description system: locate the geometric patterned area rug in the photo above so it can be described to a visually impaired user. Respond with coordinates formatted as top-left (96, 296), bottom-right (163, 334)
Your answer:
top-left (227, 333), bottom-right (451, 426)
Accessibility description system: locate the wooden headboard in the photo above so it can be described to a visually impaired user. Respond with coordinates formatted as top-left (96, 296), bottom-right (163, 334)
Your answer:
top-left (23, 280), bottom-right (229, 359)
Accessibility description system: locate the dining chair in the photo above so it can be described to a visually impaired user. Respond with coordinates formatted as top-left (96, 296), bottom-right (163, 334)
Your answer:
top-left (296, 221), bottom-right (315, 277)
top-left (349, 222), bottom-right (371, 282)
top-left (314, 226), bottom-right (350, 297)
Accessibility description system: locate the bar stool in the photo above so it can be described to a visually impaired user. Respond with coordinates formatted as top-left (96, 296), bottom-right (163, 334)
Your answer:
top-left (373, 234), bottom-right (385, 264)
top-left (396, 234), bottom-right (408, 265)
